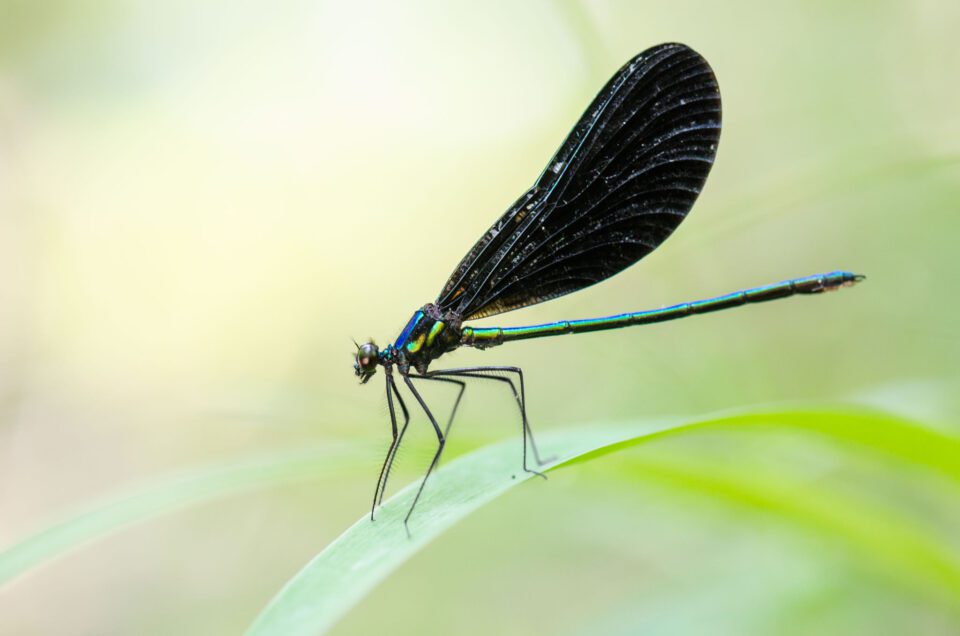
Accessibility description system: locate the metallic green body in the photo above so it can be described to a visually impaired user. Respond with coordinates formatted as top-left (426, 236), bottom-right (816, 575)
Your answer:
top-left (461, 271), bottom-right (862, 349)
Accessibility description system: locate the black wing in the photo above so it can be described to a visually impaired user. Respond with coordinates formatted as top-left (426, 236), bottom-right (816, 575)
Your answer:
top-left (435, 43), bottom-right (721, 320)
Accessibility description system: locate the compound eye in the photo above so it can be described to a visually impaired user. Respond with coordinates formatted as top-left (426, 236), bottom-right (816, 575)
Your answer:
top-left (356, 342), bottom-right (379, 373)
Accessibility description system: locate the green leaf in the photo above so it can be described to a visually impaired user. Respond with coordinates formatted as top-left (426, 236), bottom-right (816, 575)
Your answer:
top-left (4, 408), bottom-right (957, 634)
top-left (244, 421), bottom-right (668, 636)
top-left (0, 444), bottom-right (362, 587)
top-left (246, 408), bottom-right (960, 636)
top-left (605, 452), bottom-right (960, 608)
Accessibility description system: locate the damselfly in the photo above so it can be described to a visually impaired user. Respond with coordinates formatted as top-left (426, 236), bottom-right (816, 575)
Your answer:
top-left (352, 43), bottom-right (864, 529)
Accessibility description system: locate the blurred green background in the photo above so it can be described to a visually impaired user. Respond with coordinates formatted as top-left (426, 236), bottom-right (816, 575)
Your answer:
top-left (1, 1), bottom-right (959, 634)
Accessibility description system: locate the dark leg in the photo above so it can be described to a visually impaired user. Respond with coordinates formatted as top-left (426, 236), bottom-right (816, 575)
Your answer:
top-left (401, 373), bottom-right (448, 532)
top-left (371, 369), bottom-right (409, 520)
top-left (376, 374), bottom-right (463, 507)
top-left (374, 374), bottom-right (412, 511)
top-left (427, 366), bottom-right (551, 477)
top-left (421, 375), bottom-right (466, 437)
top-left (403, 374), bottom-right (468, 436)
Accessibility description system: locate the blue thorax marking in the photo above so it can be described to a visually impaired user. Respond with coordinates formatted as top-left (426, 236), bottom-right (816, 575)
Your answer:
top-left (395, 310), bottom-right (424, 348)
